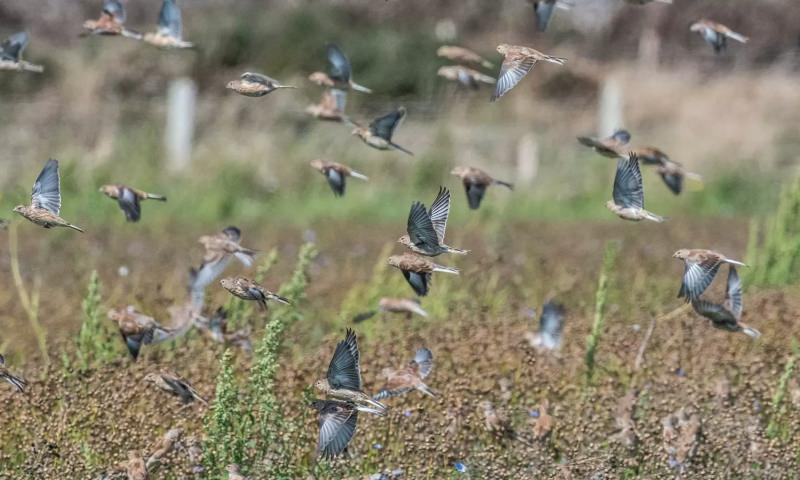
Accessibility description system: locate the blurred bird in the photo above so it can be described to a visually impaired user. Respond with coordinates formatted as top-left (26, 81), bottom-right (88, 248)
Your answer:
top-left (399, 186), bottom-right (468, 256)
top-left (673, 249), bottom-right (746, 302)
top-left (143, 0), bottom-right (193, 49)
top-left (306, 88), bottom-right (348, 122)
top-left (226, 464), bottom-right (250, 480)
top-left (310, 159), bottom-right (369, 197)
top-left (531, 1), bottom-right (572, 32)
top-left (577, 129), bottom-right (631, 158)
top-left (108, 306), bottom-right (175, 360)
top-left (314, 329), bottom-right (388, 414)
top-left (82, 0), bottom-right (142, 39)
top-left (436, 46), bottom-right (493, 68)
top-left (220, 276), bottom-right (290, 310)
top-left (308, 44), bottom-right (371, 93)
top-left (13, 159), bottom-right (84, 232)
top-left (352, 297), bottom-right (429, 323)
top-left (146, 428), bottom-right (182, 469)
top-left (0, 31), bottom-right (28, 63)
top-left (351, 107), bottom-right (413, 156)
top-left (226, 72), bottom-right (296, 97)
top-left (99, 184), bottom-right (167, 222)
top-left (144, 369), bottom-right (207, 405)
top-left (437, 66), bottom-right (496, 89)
top-left (606, 154), bottom-right (664, 222)
top-left (629, 147), bottom-right (702, 195)
top-left (690, 20), bottom-right (748, 53)
top-left (662, 408), bottom-right (701, 473)
top-left (0, 219), bottom-right (7, 230)
top-left (126, 450), bottom-right (148, 480)
top-left (0, 354), bottom-right (26, 393)
top-left (387, 253), bottom-right (459, 297)
top-left (450, 166), bottom-right (513, 210)
top-left (625, 0), bottom-right (673, 4)
top-left (373, 347), bottom-right (436, 400)
top-left (310, 399), bottom-right (366, 459)
top-left (690, 267), bottom-right (760, 338)
top-left (525, 301), bottom-right (565, 351)
top-left (531, 399), bottom-right (553, 440)
top-left (192, 227), bottom-right (257, 291)
top-left (491, 44), bottom-right (566, 102)
top-left (480, 400), bottom-right (521, 442)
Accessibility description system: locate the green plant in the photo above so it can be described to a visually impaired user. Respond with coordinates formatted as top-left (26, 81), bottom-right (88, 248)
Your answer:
top-left (766, 340), bottom-right (799, 440)
top-left (75, 271), bottom-right (117, 372)
top-left (585, 241), bottom-right (619, 383)
top-left (7, 223), bottom-right (47, 364)
top-left (203, 349), bottom-right (246, 477)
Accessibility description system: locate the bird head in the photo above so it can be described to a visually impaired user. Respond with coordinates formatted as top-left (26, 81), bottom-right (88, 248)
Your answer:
top-left (351, 127), bottom-right (366, 138)
top-left (386, 255), bottom-right (402, 269)
top-left (689, 22), bottom-right (704, 33)
top-left (225, 80), bottom-right (239, 91)
top-left (308, 71), bottom-right (330, 86)
top-left (219, 277), bottom-right (234, 290)
top-left (397, 234), bottom-right (413, 248)
top-left (673, 249), bottom-right (689, 260)
top-left (310, 159), bottom-right (325, 171)
top-left (496, 44), bottom-right (510, 55)
top-left (313, 378), bottom-right (329, 392)
top-left (143, 373), bottom-right (159, 384)
top-left (450, 166), bottom-right (467, 177)
top-left (12, 205), bottom-right (25, 214)
top-left (98, 185), bottom-right (116, 197)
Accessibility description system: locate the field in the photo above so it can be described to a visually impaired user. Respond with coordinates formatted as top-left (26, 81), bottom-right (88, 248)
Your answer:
top-left (1, 0), bottom-right (800, 479)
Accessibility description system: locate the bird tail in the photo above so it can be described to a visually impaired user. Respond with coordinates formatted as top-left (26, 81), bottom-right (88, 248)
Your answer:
top-left (417, 383), bottom-right (436, 397)
top-left (432, 264), bottom-right (460, 275)
top-left (350, 170), bottom-right (369, 181)
top-left (480, 60), bottom-right (494, 69)
top-left (121, 29), bottom-right (143, 40)
top-left (725, 30), bottom-right (748, 43)
top-left (390, 142), bottom-right (414, 156)
top-left (446, 246), bottom-right (470, 255)
top-left (268, 293), bottom-right (291, 305)
top-left (355, 403), bottom-right (386, 416)
top-left (350, 82), bottom-right (373, 94)
top-left (67, 223), bottom-right (85, 233)
top-left (233, 249), bottom-right (257, 267)
top-left (654, 0), bottom-right (673, 3)
top-left (364, 396), bottom-right (388, 413)
top-left (494, 180), bottom-right (514, 190)
top-left (3, 373), bottom-right (26, 393)
top-left (644, 210), bottom-right (665, 223)
top-left (353, 310), bottom-right (378, 323)
top-left (577, 136), bottom-right (599, 148)
top-left (408, 303), bottom-right (429, 318)
top-left (723, 258), bottom-right (748, 268)
top-left (740, 324), bottom-right (761, 339)
top-left (146, 193), bottom-right (167, 201)
top-left (543, 55), bottom-right (567, 66)
top-left (275, 85), bottom-right (298, 89)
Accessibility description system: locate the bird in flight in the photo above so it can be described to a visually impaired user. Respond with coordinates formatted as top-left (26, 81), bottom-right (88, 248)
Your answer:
top-left (525, 301), bottom-right (565, 351)
top-left (0, 354), bottom-right (26, 393)
top-left (373, 347), bottom-right (436, 400)
top-left (690, 266), bottom-right (760, 339)
top-left (690, 20), bottom-right (748, 54)
top-left (450, 166), bottom-right (513, 210)
top-left (0, 32), bottom-right (43, 72)
top-left (436, 46), bottom-right (493, 69)
top-left (99, 184), bottom-right (167, 222)
top-left (144, 369), bottom-right (208, 405)
top-left (491, 44), bottom-right (566, 102)
top-left (673, 249), bottom-right (746, 302)
top-left (143, 0), bottom-right (193, 49)
top-left (577, 129), bottom-right (631, 158)
top-left (306, 88), bottom-right (349, 123)
top-left (192, 227), bottom-right (257, 292)
top-left (13, 159), bottom-right (84, 232)
top-left (220, 277), bottom-right (290, 310)
top-left (398, 186), bottom-right (468, 256)
top-left (437, 66), bottom-right (496, 89)
top-left (606, 154), bottom-right (664, 223)
top-left (352, 297), bottom-right (429, 323)
top-left (310, 159), bottom-right (369, 197)
top-left (308, 44), bottom-right (372, 93)
top-left (226, 72), bottom-right (296, 97)
top-left (310, 399), bottom-right (364, 459)
top-left (351, 107), bottom-right (413, 155)
top-left (108, 306), bottom-right (176, 360)
top-left (387, 253), bottom-right (459, 297)
top-left (82, 0), bottom-right (142, 39)
top-left (629, 147), bottom-right (702, 195)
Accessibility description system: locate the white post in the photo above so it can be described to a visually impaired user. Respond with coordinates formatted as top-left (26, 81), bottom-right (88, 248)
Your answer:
top-left (165, 77), bottom-right (196, 171)
top-left (598, 76), bottom-right (623, 137)
top-left (516, 133), bottom-right (539, 185)
top-left (638, 27), bottom-right (661, 71)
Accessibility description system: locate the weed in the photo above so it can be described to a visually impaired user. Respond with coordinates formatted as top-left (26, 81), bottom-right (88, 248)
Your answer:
top-left (585, 241), bottom-right (619, 383)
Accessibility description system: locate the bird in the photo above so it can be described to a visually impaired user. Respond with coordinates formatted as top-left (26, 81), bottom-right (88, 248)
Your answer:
top-left (373, 347), bottom-right (436, 400)
top-left (225, 464), bottom-right (250, 480)
top-left (308, 44), bottom-right (371, 93)
top-left (13, 159), bottom-right (84, 233)
top-left (143, 0), bottom-right (193, 49)
top-left (387, 253), bottom-right (459, 297)
top-left (306, 88), bottom-right (348, 122)
top-left (491, 44), bottom-right (566, 102)
top-left (125, 450), bottom-right (148, 480)
top-left (0, 31), bottom-right (28, 63)
top-left (219, 276), bottom-right (290, 310)
top-left (351, 107), bottom-right (413, 156)
top-left (690, 20), bottom-right (748, 53)
top-left (436, 46), bottom-right (493, 68)
top-left (398, 186), bottom-right (468, 256)
top-left (606, 153), bottom-right (664, 223)
top-left (310, 159), bottom-right (368, 197)
top-left (352, 297), bottom-right (429, 323)
top-left (673, 249), bottom-right (747, 302)
top-left (629, 147), bottom-right (702, 195)
top-left (691, 266), bottom-right (760, 339)
top-left (108, 306), bottom-right (175, 360)
top-left (525, 301), bottom-right (565, 351)
top-left (450, 166), bottom-right (513, 210)
top-left (310, 399), bottom-right (363, 459)
top-left (146, 428), bottom-right (183, 469)
top-left (226, 72), bottom-right (296, 97)
top-left (437, 66), bottom-right (496, 89)
top-left (0, 354), bottom-right (26, 393)
top-left (144, 369), bottom-right (207, 404)
top-left (82, 0), bottom-right (142, 39)
top-left (313, 328), bottom-right (388, 414)
top-left (99, 184), bottom-right (167, 222)
top-left (192, 227), bottom-right (257, 291)
top-left (577, 129), bottom-right (631, 158)
top-left (531, 1), bottom-right (571, 32)
top-left (480, 400), bottom-right (519, 441)
top-left (531, 399), bottom-right (553, 440)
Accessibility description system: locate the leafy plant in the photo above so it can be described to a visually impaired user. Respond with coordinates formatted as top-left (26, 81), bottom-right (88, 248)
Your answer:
top-left (585, 241), bottom-right (619, 383)
top-left (75, 271), bottom-right (117, 372)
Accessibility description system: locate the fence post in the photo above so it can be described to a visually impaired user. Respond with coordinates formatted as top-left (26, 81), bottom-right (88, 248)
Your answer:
top-left (165, 77), bottom-right (197, 171)
top-left (598, 75), bottom-right (623, 137)
top-left (516, 133), bottom-right (539, 186)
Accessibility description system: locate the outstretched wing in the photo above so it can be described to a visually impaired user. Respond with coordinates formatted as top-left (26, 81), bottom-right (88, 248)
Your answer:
top-left (31, 159), bottom-right (61, 215)
top-left (157, 0), bottom-right (182, 39)
top-left (407, 201), bottom-right (439, 249)
top-left (369, 108), bottom-right (406, 141)
top-left (428, 186), bottom-right (451, 244)
top-left (317, 402), bottom-right (357, 459)
top-left (0, 32), bottom-right (28, 62)
top-left (533, 1), bottom-right (556, 32)
top-left (326, 44), bottom-right (352, 83)
top-left (326, 329), bottom-right (362, 391)
top-left (412, 347), bottom-right (434, 379)
top-left (241, 72), bottom-right (273, 85)
top-left (491, 53), bottom-right (536, 102)
top-left (103, 0), bottom-right (126, 23)
top-left (117, 187), bottom-right (141, 222)
top-left (612, 154), bottom-right (644, 209)
top-left (724, 266), bottom-right (743, 320)
top-left (678, 257), bottom-right (722, 302)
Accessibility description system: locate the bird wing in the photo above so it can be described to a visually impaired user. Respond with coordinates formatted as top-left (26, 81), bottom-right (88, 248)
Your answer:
top-left (612, 154), bottom-right (644, 209)
top-left (330, 88), bottom-right (347, 113)
top-left (326, 168), bottom-right (345, 196)
top-left (465, 182), bottom-right (486, 210)
top-left (326, 44), bottom-right (352, 83)
top-left (491, 52), bottom-right (536, 102)
top-left (326, 328), bottom-right (362, 391)
top-left (103, 0), bottom-right (126, 22)
top-left (690, 299), bottom-right (735, 324)
top-left (369, 108), bottom-right (406, 141)
top-left (679, 257), bottom-right (722, 301)
top-left (31, 159), bottom-right (62, 215)
top-left (407, 201), bottom-right (439, 249)
top-left (658, 169), bottom-right (683, 195)
top-left (412, 347), bottom-right (434, 379)
top-left (240, 72), bottom-right (273, 85)
top-left (117, 187), bottom-right (141, 222)
top-left (539, 301), bottom-right (564, 340)
top-left (157, 0), bottom-right (182, 39)
top-left (428, 186), bottom-right (451, 244)
top-left (0, 32), bottom-right (28, 62)
top-left (534, 1), bottom-right (556, 32)
top-left (317, 402), bottom-right (357, 459)
top-left (724, 266), bottom-right (743, 320)
top-left (193, 254), bottom-right (232, 291)
top-left (403, 270), bottom-right (430, 297)
top-left (373, 373), bottom-right (415, 400)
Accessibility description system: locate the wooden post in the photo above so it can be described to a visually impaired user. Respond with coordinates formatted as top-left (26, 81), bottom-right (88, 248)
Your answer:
top-left (516, 133), bottom-right (539, 185)
top-left (165, 77), bottom-right (196, 171)
top-left (598, 75), bottom-right (623, 137)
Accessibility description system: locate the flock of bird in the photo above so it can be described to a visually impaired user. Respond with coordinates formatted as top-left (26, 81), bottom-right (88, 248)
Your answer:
top-left (0, 0), bottom-right (762, 475)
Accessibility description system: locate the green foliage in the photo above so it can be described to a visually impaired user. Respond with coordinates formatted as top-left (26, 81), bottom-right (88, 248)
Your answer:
top-left (74, 271), bottom-right (117, 372)
top-left (585, 241), bottom-right (619, 383)
top-left (766, 340), bottom-right (799, 440)
top-left (203, 349), bottom-right (246, 477)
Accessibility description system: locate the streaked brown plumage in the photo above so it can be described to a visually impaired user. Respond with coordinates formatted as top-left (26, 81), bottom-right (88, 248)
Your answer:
top-left (577, 129), bottom-right (631, 158)
top-left (99, 184), bottom-right (166, 222)
top-left (144, 369), bottom-right (207, 404)
top-left (351, 107), bottom-right (413, 156)
top-left (451, 166), bottom-right (513, 210)
top-left (192, 227), bottom-right (257, 292)
top-left (226, 72), bottom-right (296, 97)
top-left (690, 19), bottom-right (748, 53)
top-left (142, 0), bottom-right (193, 49)
top-left (0, 354), bottom-right (26, 393)
top-left (108, 306), bottom-right (175, 361)
top-left (306, 88), bottom-right (348, 122)
top-left (437, 65), bottom-right (496, 89)
top-left (219, 276), bottom-right (290, 310)
top-left (146, 428), bottom-right (182, 469)
top-left (399, 186), bottom-right (468, 256)
top-left (531, 399), bottom-right (553, 440)
top-left (491, 44), bottom-right (566, 102)
top-left (310, 44), bottom-right (372, 93)
top-left (387, 253), bottom-right (459, 297)
top-left (673, 249), bottom-right (747, 302)
top-left (13, 159), bottom-right (84, 232)
top-left (436, 46), bottom-right (493, 69)
top-left (373, 347), bottom-right (435, 400)
top-left (480, 400), bottom-right (517, 440)
top-left (352, 297), bottom-right (429, 323)
top-left (629, 147), bottom-right (702, 195)
top-left (310, 159), bottom-right (368, 197)
top-left (82, 0), bottom-right (142, 39)
top-left (126, 450), bottom-right (148, 480)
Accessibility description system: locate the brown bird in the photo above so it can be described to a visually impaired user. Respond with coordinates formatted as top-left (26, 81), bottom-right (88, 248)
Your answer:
top-left (310, 159), bottom-right (368, 197)
top-left (436, 46), bottom-right (493, 69)
top-left (313, 329), bottom-right (387, 414)
top-left (13, 159), bottom-right (84, 232)
top-left (480, 400), bottom-right (521, 442)
top-left (437, 66), bottom-right (496, 89)
top-left (82, 0), bottom-right (142, 39)
top-left (524, 301), bottom-right (565, 351)
top-left (673, 249), bottom-right (747, 302)
top-left (577, 129), bottom-right (631, 158)
top-left (146, 428), bottom-right (183, 469)
top-left (226, 72), bottom-right (296, 97)
top-left (531, 399), bottom-right (553, 440)
top-left (108, 306), bottom-right (175, 360)
top-left (491, 44), bottom-right (566, 102)
top-left (373, 347), bottom-right (435, 400)
top-left (606, 153), bottom-right (664, 223)
top-left (387, 253), bottom-right (459, 297)
top-left (351, 107), bottom-right (413, 156)
top-left (308, 44), bottom-right (372, 93)
top-left (126, 450), bottom-right (148, 480)
top-left (629, 147), bottom-right (702, 195)
top-left (399, 186), bottom-right (468, 256)
top-left (0, 354), bottom-right (26, 393)
top-left (226, 464), bottom-right (250, 480)
top-left (99, 184), bottom-right (166, 222)
top-left (310, 399), bottom-right (363, 459)
top-left (450, 166), bottom-right (513, 210)
top-left (219, 276), bottom-right (290, 310)
top-left (352, 297), bottom-right (429, 323)
top-left (306, 88), bottom-right (348, 122)
top-left (192, 227), bottom-right (257, 291)
top-left (690, 20), bottom-right (748, 54)
top-left (144, 369), bottom-right (207, 405)
top-left (690, 267), bottom-right (760, 339)
top-left (143, 0), bottom-right (193, 49)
